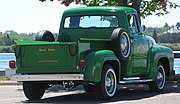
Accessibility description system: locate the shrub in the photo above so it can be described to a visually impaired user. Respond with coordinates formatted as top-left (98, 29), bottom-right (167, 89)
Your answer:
top-left (0, 46), bottom-right (14, 53)
top-left (159, 43), bottom-right (180, 51)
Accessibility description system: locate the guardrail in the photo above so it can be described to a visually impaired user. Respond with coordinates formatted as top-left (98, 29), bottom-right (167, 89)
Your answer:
top-left (174, 51), bottom-right (180, 58)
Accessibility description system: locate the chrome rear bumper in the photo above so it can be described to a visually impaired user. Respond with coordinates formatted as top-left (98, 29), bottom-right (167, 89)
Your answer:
top-left (11, 74), bottom-right (84, 82)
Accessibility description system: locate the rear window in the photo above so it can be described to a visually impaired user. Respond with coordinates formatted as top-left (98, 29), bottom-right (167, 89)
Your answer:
top-left (64, 16), bottom-right (119, 29)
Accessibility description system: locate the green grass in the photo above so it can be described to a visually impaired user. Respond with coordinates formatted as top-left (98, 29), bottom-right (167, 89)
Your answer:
top-left (0, 76), bottom-right (11, 81)
top-left (159, 43), bottom-right (180, 51)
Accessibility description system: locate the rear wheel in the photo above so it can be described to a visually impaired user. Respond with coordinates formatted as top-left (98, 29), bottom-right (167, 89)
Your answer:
top-left (149, 63), bottom-right (166, 92)
top-left (23, 82), bottom-right (46, 100)
top-left (95, 65), bottom-right (117, 99)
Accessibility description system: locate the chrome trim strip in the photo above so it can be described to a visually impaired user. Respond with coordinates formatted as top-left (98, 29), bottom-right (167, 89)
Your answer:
top-left (123, 77), bottom-right (140, 80)
top-left (119, 79), bottom-right (153, 84)
top-left (11, 74), bottom-right (84, 81)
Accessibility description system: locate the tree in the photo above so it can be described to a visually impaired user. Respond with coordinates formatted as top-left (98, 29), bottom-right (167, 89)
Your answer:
top-left (39, 0), bottom-right (180, 20)
top-left (176, 22), bottom-right (180, 30)
top-left (0, 30), bottom-right (34, 46)
top-left (164, 23), bottom-right (170, 31)
top-left (171, 25), bottom-right (175, 30)
top-left (153, 29), bottom-right (158, 43)
top-left (4, 34), bottom-right (13, 46)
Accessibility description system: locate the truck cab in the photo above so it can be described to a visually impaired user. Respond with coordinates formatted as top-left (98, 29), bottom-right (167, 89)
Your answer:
top-left (12, 6), bottom-right (174, 100)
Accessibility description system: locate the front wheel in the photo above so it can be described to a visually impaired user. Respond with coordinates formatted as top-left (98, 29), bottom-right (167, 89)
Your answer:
top-left (23, 82), bottom-right (46, 100)
top-left (149, 63), bottom-right (166, 92)
top-left (95, 65), bottom-right (117, 99)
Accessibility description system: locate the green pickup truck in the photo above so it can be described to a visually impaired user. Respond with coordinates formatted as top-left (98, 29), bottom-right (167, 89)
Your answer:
top-left (12, 6), bottom-right (174, 100)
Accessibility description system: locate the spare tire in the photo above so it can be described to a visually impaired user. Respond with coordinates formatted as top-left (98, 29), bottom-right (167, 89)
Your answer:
top-left (35, 30), bottom-right (55, 42)
top-left (111, 28), bottom-right (130, 61)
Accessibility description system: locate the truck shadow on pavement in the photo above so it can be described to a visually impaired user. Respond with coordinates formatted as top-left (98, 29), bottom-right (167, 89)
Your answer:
top-left (22, 83), bottom-right (180, 104)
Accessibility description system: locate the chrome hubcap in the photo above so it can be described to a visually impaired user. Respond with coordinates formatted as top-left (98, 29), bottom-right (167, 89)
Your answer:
top-left (157, 65), bottom-right (165, 89)
top-left (120, 32), bottom-right (130, 57)
top-left (121, 37), bottom-right (127, 51)
top-left (105, 76), bottom-right (112, 87)
top-left (157, 71), bottom-right (163, 88)
top-left (105, 70), bottom-right (115, 96)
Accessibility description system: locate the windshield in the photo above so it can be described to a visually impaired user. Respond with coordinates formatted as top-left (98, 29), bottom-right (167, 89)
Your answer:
top-left (64, 15), bottom-right (119, 29)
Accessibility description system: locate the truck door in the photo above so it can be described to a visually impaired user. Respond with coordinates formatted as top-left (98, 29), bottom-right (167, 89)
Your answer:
top-left (128, 14), bottom-right (149, 76)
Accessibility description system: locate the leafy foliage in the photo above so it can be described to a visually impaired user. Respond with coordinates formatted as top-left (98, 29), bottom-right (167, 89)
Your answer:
top-left (0, 46), bottom-right (14, 53)
top-left (145, 22), bottom-right (180, 45)
top-left (0, 30), bottom-right (34, 53)
top-left (0, 30), bottom-right (34, 46)
top-left (39, 0), bottom-right (180, 19)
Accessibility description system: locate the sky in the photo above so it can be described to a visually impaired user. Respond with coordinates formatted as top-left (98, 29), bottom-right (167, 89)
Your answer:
top-left (0, 0), bottom-right (179, 33)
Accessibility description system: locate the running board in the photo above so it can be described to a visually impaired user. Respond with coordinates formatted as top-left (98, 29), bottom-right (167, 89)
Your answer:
top-left (119, 79), bottom-right (153, 84)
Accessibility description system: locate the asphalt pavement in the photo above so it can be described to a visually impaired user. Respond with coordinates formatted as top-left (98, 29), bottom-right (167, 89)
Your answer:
top-left (0, 81), bottom-right (180, 104)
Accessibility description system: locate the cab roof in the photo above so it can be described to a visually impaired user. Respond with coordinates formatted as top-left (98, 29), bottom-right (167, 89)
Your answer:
top-left (63, 6), bottom-right (136, 16)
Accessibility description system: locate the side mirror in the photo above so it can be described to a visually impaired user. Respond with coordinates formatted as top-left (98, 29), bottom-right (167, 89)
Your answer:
top-left (142, 25), bottom-right (146, 32)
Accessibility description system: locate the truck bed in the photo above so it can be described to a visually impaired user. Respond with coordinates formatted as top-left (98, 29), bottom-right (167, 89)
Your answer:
top-left (15, 40), bottom-right (79, 73)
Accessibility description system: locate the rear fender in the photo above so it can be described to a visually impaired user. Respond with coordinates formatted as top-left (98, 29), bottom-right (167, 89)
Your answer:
top-left (83, 50), bottom-right (120, 83)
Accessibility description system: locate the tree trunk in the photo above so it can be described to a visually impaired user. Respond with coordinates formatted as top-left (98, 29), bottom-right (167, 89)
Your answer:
top-left (117, 0), bottom-right (141, 24)
top-left (131, 0), bottom-right (141, 24)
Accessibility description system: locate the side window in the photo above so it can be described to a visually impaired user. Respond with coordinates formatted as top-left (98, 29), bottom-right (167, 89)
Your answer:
top-left (127, 14), bottom-right (139, 34)
top-left (64, 17), bottom-right (80, 28)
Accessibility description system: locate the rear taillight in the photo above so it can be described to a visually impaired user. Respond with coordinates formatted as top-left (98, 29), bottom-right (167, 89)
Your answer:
top-left (80, 59), bottom-right (86, 69)
top-left (9, 60), bottom-right (16, 69)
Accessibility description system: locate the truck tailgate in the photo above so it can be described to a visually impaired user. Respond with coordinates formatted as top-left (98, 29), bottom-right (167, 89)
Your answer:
top-left (15, 41), bottom-right (79, 73)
